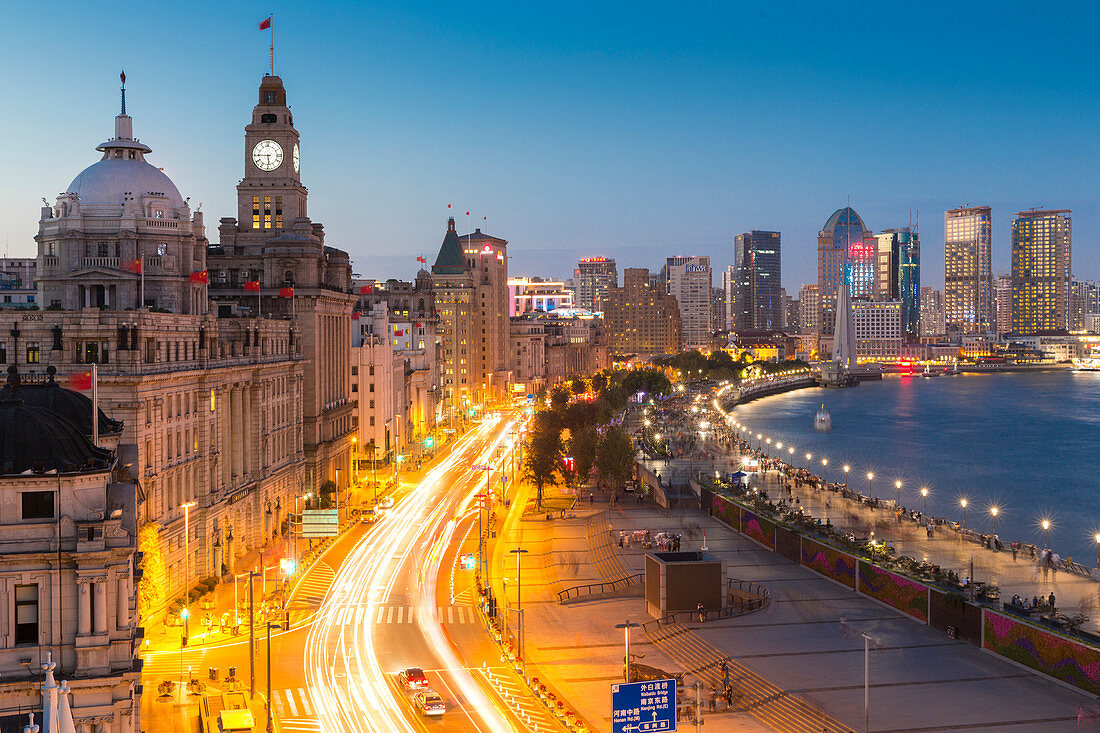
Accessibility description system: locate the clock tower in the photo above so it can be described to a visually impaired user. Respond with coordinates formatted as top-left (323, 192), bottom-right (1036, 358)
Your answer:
top-left (237, 75), bottom-right (307, 231)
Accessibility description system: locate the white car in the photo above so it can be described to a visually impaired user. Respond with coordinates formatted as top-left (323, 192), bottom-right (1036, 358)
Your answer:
top-left (413, 689), bottom-right (446, 716)
top-left (377, 497), bottom-right (395, 511)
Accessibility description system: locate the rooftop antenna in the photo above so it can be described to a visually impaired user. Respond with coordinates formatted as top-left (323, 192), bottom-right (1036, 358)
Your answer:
top-left (120, 70), bottom-right (126, 115)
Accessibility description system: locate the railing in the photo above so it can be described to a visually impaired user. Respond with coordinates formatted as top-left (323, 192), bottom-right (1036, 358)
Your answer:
top-left (142, 218), bottom-right (179, 228)
top-left (42, 256), bottom-right (60, 267)
top-left (638, 579), bottom-right (770, 632)
top-left (82, 257), bottom-right (119, 269)
top-left (556, 572), bottom-right (643, 604)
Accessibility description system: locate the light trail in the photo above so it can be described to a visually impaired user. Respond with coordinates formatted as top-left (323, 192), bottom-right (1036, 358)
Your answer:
top-left (301, 417), bottom-right (521, 732)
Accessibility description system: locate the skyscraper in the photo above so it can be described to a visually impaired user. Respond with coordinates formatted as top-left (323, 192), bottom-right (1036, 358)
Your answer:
top-left (602, 268), bottom-right (682, 355)
top-left (798, 283), bottom-right (820, 335)
top-left (874, 227), bottom-right (920, 342)
top-left (919, 287), bottom-right (946, 337)
top-left (944, 205), bottom-right (993, 333)
top-left (818, 207), bottom-right (873, 335)
top-left (666, 256), bottom-right (712, 349)
top-left (721, 265), bottom-right (737, 330)
top-left (1011, 209), bottom-right (1071, 333)
top-left (1071, 278), bottom-right (1100, 330)
top-left (994, 273), bottom-right (1013, 334)
top-left (733, 230), bottom-right (782, 331)
top-left (573, 257), bottom-right (617, 311)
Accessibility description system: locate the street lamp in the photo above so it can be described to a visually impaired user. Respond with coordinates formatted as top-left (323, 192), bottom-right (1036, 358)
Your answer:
top-left (960, 499), bottom-right (968, 530)
top-left (1041, 518), bottom-right (1051, 549)
top-left (866, 472), bottom-right (874, 497)
top-left (180, 501), bottom-right (197, 643)
top-left (615, 620), bottom-right (641, 683)
top-left (895, 480), bottom-right (902, 508)
top-left (510, 548), bottom-right (529, 672)
top-left (861, 631), bottom-right (874, 733)
top-left (920, 487), bottom-right (928, 516)
top-left (843, 465), bottom-right (850, 486)
top-left (990, 506), bottom-right (999, 536)
top-left (821, 458), bottom-right (828, 484)
top-left (1094, 533), bottom-right (1100, 569)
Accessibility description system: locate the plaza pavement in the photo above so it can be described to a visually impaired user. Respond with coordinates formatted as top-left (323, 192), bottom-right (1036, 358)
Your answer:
top-left (506, 481), bottom-right (1095, 733)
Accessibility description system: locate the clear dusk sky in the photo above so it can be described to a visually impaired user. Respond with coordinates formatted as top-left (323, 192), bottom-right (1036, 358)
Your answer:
top-left (1, 1), bottom-right (1098, 291)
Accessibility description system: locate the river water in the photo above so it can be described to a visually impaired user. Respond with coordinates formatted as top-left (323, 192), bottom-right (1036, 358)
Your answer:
top-left (728, 370), bottom-right (1100, 561)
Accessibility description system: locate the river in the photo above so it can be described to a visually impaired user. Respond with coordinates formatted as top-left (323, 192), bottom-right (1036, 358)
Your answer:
top-left (728, 370), bottom-right (1100, 561)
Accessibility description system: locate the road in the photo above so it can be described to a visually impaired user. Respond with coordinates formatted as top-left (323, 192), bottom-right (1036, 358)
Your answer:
top-left (298, 413), bottom-right (536, 732)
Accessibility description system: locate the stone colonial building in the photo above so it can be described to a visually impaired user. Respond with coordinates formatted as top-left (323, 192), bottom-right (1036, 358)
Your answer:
top-left (0, 367), bottom-right (140, 733)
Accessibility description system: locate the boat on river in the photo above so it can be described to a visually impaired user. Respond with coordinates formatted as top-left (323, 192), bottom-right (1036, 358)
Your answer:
top-left (813, 405), bottom-right (832, 431)
top-left (1072, 357), bottom-right (1100, 371)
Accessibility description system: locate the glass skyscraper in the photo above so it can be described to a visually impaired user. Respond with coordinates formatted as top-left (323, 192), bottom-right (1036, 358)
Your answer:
top-left (733, 230), bottom-right (782, 331)
top-left (817, 207), bottom-right (872, 335)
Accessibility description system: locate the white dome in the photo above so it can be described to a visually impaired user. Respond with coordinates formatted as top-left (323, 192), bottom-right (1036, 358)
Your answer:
top-left (67, 157), bottom-right (184, 209)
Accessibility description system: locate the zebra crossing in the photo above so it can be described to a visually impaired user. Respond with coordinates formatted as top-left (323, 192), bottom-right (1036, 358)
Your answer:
top-left (272, 687), bottom-right (316, 722)
top-left (321, 605), bottom-right (480, 626)
top-left (139, 647), bottom-right (209, 678)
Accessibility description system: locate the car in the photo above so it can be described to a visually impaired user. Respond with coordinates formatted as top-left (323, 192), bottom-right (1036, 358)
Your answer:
top-left (377, 497), bottom-right (395, 511)
top-left (359, 509), bottom-right (376, 524)
top-left (398, 667), bottom-right (428, 690)
top-left (413, 690), bottom-right (446, 716)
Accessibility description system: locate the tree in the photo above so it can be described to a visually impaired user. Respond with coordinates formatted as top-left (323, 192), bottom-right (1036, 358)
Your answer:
top-left (571, 377), bottom-right (588, 395)
top-left (523, 412), bottom-right (563, 508)
top-left (571, 425), bottom-right (599, 488)
top-left (137, 521), bottom-right (167, 624)
top-left (550, 386), bottom-right (570, 411)
top-left (591, 372), bottom-right (608, 394)
top-left (596, 425), bottom-right (635, 488)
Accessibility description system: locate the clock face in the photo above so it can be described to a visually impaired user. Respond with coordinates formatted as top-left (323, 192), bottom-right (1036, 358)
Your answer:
top-left (293, 143), bottom-right (300, 174)
top-left (252, 139), bottom-right (283, 171)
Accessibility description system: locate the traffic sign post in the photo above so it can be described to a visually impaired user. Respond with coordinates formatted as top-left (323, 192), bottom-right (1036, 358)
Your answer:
top-left (612, 679), bottom-right (677, 733)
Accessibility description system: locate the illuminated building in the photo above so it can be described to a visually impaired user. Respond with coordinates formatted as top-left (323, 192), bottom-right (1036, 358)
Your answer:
top-left (1011, 209), bottom-right (1071, 334)
top-left (852, 300), bottom-right (902, 360)
top-left (721, 266), bottom-right (737, 330)
top-left (817, 207), bottom-right (873, 335)
top-left (732, 231), bottom-right (782, 331)
top-left (507, 276), bottom-right (574, 316)
top-left (798, 283), bottom-right (820, 335)
top-left (573, 257), bottom-right (617, 311)
top-left (602, 268), bottom-right (682, 355)
top-left (994, 272), bottom-right (1012, 334)
top-left (944, 205), bottom-right (993, 333)
top-left (665, 256), bottom-right (712, 349)
top-left (1071, 278), bottom-right (1100, 330)
top-left (919, 287), bottom-right (946, 337)
top-left (875, 227), bottom-right (920, 342)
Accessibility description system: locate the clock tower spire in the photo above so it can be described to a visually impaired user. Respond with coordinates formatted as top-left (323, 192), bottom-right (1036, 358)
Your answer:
top-left (236, 74), bottom-right (306, 232)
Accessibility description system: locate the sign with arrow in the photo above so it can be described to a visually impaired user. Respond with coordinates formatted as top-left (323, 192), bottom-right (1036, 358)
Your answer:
top-left (611, 679), bottom-right (676, 733)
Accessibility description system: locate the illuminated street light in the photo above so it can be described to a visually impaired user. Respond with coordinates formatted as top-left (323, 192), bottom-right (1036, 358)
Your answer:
top-left (1041, 518), bottom-right (1051, 549)
top-left (1094, 533), bottom-right (1100, 570)
top-left (960, 498), bottom-right (968, 530)
top-left (895, 480), bottom-right (902, 508)
top-left (990, 506), bottom-right (999, 536)
top-left (867, 472), bottom-right (874, 496)
top-left (821, 458), bottom-right (828, 484)
top-left (920, 487), bottom-right (928, 516)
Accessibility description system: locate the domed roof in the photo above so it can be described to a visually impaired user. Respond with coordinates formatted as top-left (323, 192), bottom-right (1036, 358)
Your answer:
top-left (67, 157), bottom-right (184, 208)
top-left (17, 367), bottom-right (124, 438)
top-left (822, 207), bottom-right (867, 233)
top-left (0, 367), bottom-right (113, 475)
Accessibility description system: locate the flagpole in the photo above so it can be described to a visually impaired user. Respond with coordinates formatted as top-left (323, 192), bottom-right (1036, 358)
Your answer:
top-left (270, 14), bottom-right (275, 76)
top-left (140, 254), bottom-right (145, 308)
top-left (92, 363), bottom-right (99, 448)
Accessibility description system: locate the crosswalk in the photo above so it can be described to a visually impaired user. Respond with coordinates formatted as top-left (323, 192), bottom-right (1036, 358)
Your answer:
top-left (140, 647), bottom-right (209, 679)
top-left (288, 561), bottom-right (335, 608)
top-left (272, 687), bottom-right (315, 719)
top-left (321, 605), bottom-right (480, 626)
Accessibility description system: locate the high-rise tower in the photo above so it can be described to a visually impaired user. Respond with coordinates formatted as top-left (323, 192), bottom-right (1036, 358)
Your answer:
top-left (818, 207), bottom-right (872, 335)
top-left (944, 206), bottom-right (993, 333)
top-left (1011, 209), bottom-right (1071, 333)
top-left (733, 231), bottom-right (781, 331)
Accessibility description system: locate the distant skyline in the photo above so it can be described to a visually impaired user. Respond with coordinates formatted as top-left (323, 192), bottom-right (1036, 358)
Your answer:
top-left (1, 1), bottom-right (1098, 291)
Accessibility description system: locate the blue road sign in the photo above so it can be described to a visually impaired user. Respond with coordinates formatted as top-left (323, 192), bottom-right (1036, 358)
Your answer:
top-left (611, 679), bottom-right (676, 733)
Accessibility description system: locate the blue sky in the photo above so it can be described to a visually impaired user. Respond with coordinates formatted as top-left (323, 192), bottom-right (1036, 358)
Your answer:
top-left (1, 1), bottom-right (1098, 292)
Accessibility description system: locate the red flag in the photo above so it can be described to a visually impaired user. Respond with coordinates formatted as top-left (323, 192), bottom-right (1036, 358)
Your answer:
top-left (414, 321), bottom-right (423, 328)
top-left (68, 371), bottom-right (93, 391)
top-left (465, 210), bottom-right (470, 216)
top-left (359, 284), bottom-right (373, 295)
top-left (352, 312), bottom-right (361, 320)
top-left (447, 204), bottom-right (452, 209)
top-left (394, 329), bottom-right (404, 337)
top-left (259, 15), bottom-right (272, 30)
top-left (189, 270), bottom-right (208, 283)
top-left (244, 281), bottom-right (261, 292)
top-left (279, 286), bottom-right (294, 298)
top-left (417, 256), bottom-right (427, 264)
top-left (123, 258), bottom-right (142, 274)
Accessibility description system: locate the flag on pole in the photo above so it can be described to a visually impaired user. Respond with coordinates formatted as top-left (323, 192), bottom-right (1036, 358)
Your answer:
top-left (394, 329), bottom-right (404, 338)
top-left (279, 286), bottom-right (294, 298)
top-left (359, 284), bottom-right (374, 295)
top-left (68, 371), bottom-right (93, 391)
top-left (123, 259), bottom-right (142, 274)
top-left (352, 312), bottom-right (361, 320)
top-left (259, 15), bottom-right (272, 30)
top-left (465, 210), bottom-right (470, 216)
top-left (416, 256), bottom-right (426, 264)
top-left (244, 281), bottom-right (261, 292)
top-left (189, 271), bottom-right (209, 283)
top-left (447, 203), bottom-right (452, 209)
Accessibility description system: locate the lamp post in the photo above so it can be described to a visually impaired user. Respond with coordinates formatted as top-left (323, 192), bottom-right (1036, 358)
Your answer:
top-left (895, 480), bottom-right (902, 508)
top-left (920, 487), bottom-right (928, 516)
top-left (821, 458), bottom-right (828, 484)
top-left (510, 548), bottom-right (529, 673)
top-left (843, 465), bottom-right (850, 486)
top-left (805, 452), bottom-right (812, 470)
top-left (861, 631), bottom-right (873, 733)
top-left (1041, 519), bottom-right (1051, 549)
top-left (615, 620), bottom-right (641, 683)
top-left (867, 472), bottom-right (874, 497)
top-left (180, 501), bottom-right (197, 644)
top-left (960, 499), bottom-right (968, 530)
top-left (266, 621), bottom-right (279, 732)
top-left (990, 506), bottom-right (999, 537)
top-left (1094, 534), bottom-right (1100, 570)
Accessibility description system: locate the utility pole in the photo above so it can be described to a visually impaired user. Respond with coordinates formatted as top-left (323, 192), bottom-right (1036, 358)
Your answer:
top-left (510, 548), bottom-right (529, 673)
top-left (862, 631), bottom-right (872, 733)
top-left (249, 571), bottom-right (256, 699)
top-left (695, 681), bottom-right (702, 733)
top-left (266, 621), bottom-right (275, 733)
top-left (615, 620), bottom-right (641, 683)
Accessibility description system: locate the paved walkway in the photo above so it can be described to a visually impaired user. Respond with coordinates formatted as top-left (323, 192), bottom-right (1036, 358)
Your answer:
top-left (511, 489), bottom-right (1094, 732)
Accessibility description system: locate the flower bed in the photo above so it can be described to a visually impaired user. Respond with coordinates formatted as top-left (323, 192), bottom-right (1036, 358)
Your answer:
top-left (983, 610), bottom-right (1100, 695)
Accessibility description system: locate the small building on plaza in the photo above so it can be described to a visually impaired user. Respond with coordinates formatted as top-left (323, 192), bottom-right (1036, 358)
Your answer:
top-left (644, 551), bottom-right (725, 618)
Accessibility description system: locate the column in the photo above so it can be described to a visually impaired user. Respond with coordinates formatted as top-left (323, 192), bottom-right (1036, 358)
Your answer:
top-left (231, 386), bottom-right (244, 478)
top-left (243, 387), bottom-right (253, 475)
top-left (116, 574), bottom-right (130, 629)
top-left (220, 388), bottom-right (231, 486)
top-left (78, 581), bottom-right (91, 636)
top-left (94, 582), bottom-right (107, 634)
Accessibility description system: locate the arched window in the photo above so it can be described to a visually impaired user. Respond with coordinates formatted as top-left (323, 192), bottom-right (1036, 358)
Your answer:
top-left (284, 270), bottom-right (294, 285)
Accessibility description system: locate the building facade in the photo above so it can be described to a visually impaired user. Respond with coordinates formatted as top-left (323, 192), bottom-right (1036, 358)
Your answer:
top-left (851, 300), bottom-right (902, 360)
top-left (573, 257), bottom-right (617, 311)
top-left (732, 231), bottom-right (782, 332)
top-left (0, 258), bottom-right (37, 309)
top-left (507, 277), bottom-right (574, 316)
top-left (818, 207), bottom-right (873, 335)
top-left (602, 268), bottom-right (682, 356)
top-left (944, 205), bottom-right (993, 334)
top-left (1011, 209), bottom-right (1071, 333)
top-left (919, 287), bottom-right (946, 337)
top-left (1071, 278), bottom-right (1100, 331)
top-left (798, 283), bottom-right (820, 336)
top-left (874, 228), bottom-right (920, 342)
top-left (994, 272), bottom-right (1013, 334)
top-left (665, 256), bottom-right (712, 350)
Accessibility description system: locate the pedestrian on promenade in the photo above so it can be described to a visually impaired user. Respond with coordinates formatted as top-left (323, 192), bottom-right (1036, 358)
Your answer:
top-left (1049, 591), bottom-right (1056, 611)
top-left (1011, 543), bottom-right (1017, 561)
top-left (697, 602), bottom-right (705, 622)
